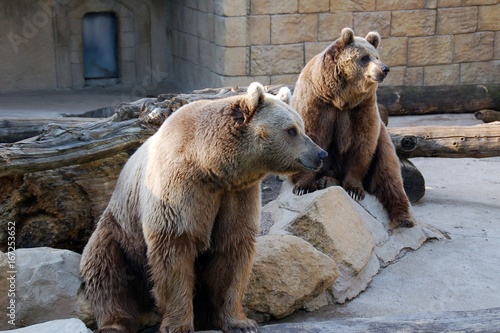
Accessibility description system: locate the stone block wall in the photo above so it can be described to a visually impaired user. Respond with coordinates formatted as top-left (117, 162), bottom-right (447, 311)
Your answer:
top-left (169, 0), bottom-right (500, 92)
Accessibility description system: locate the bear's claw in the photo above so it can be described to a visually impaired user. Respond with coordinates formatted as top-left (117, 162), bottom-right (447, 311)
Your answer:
top-left (293, 186), bottom-right (311, 196)
top-left (347, 187), bottom-right (365, 201)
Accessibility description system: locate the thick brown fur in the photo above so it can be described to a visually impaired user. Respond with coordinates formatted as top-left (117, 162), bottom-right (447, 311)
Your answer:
top-left (80, 82), bottom-right (327, 333)
top-left (291, 28), bottom-right (415, 229)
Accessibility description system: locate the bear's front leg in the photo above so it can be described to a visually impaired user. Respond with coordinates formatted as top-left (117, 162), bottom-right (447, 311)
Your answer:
top-left (199, 186), bottom-right (260, 333)
top-left (145, 231), bottom-right (197, 333)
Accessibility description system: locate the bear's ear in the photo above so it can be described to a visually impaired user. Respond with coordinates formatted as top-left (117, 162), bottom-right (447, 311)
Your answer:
top-left (246, 82), bottom-right (266, 111)
top-left (339, 27), bottom-right (355, 48)
top-left (365, 31), bottom-right (381, 49)
top-left (234, 82), bottom-right (265, 124)
top-left (276, 86), bottom-right (292, 105)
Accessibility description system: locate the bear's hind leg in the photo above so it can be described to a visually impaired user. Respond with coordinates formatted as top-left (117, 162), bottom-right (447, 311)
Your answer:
top-left (366, 126), bottom-right (415, 228)
top-left (80, 217), bottom-right (140, 333)
top-left (199, 186), bottom-right (259, 333)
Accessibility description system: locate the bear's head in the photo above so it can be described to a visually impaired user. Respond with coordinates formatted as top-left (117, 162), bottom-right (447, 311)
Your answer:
top-left (324, 27), bottom-right (389, 91)
top-left (235, 82), bottom-right (327, 175)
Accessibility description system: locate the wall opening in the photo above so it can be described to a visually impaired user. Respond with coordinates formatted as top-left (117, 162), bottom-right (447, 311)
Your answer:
top-left (82, 12), bottom-right (118, 85)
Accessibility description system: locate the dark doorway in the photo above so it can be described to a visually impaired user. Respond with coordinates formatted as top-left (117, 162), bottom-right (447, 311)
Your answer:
top-left (83, 12), bottom-right (118, 82)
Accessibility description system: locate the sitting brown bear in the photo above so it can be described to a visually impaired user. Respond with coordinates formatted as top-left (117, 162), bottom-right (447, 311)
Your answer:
top-left (80, 82), bottom-right (327, 333)
top-left (291, 28), bottom-right (415, 229)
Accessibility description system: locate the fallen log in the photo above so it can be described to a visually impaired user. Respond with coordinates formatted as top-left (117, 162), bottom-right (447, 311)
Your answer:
top-left (388, 122), bottom-right (500, 158)
top-left (0, 117), bottom-right (97, 143)
top-left (377, 84), bottom-right (500, 116)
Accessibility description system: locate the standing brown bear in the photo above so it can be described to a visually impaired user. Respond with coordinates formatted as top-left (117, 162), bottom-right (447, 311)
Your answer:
top-left (291, 28), bottom-right (415, 229)
top-left (80, 82), bottom-right (327, 333)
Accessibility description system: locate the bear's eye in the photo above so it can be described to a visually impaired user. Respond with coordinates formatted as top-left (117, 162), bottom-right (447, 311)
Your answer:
top-left (361, 55), bottom-right (370, 65)
top-left (287, 127), bottom-right (298, 137)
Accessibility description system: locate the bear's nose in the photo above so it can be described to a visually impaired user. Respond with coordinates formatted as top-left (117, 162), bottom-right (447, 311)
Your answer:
top-left (318, 150), bottom-right (328, 160)
top-left (382, 66), bottom-right (390, 75)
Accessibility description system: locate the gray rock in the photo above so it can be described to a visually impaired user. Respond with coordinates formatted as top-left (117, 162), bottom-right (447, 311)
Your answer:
top-left (0, 247), bottom-right (94, 329)
top-left (2, 318), bottom-right (91, 333)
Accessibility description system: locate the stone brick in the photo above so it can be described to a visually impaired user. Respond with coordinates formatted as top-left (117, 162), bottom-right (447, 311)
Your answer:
top-left (248, 15), bottom-right (270, 45)
top-left (380, 66), bottom-right (405, 86)
top-left (184, 33), bottom-right (200, 65)
top-left (197, 12), bottom-right (214, 41)
top-left (331, 0), bottom-right (376, 12)
top-left (305, 41), bottom-right (332, 62)
top-left (478, 4), bottom-right (500, 31)
top-left (408, 35), bottom-right (453, 66)
top-left (251, 0), bottom-right (298, 15)
top-left (379, 37), bottom-right (407, 67)
top-left (376, 0), bottom-right (425, 10)
top-left (271, 14), bottom-right (318, 44)
top-left (215, 46), bottom-right (248, 75)
top-left (460, 61), bottom-right (500, 84)
top-left (424, 64), bottom-right (460, 85)
top-left (353, 11), bottom-right (391, 37)
top-left (215, 0), bottom-right (248, 16)
top-left (495, 32), bottom-right (500, 60)
top-left (426, 0), bottom-right (437, 9)
top-left (391, 10), bottom-right (436, 37)
top-left (299, 0), bottom-right (329, 13)
top-left (437, 7), bottom-right (478, 35)
top-left (198, 0), bottom-right (215, 13)
top-left (404, 67), bottom-right (424, 85)
top-left (251, 44), bottom-right (304, 75)
top-left (199, 39), bottom-right (215, 69)
top-left (270, 73), bottom-right (301, 85)
top-left (463, 0), bottom-right (498, 5)
top-left (182, 6), bottom-right (198, 36)
top-left (222, 75), bottom-right (271, 87)
top-left (437, 0), bottom-right (462, 7)
top-left (318, 12), bottom-right (353, 41)
top-left (215, 16), bottom-right (248, 47)
top-left (454, 32), bottom-right (494, 62)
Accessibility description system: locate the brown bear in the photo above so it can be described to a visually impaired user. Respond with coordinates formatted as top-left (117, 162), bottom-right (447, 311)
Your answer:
top-left (291, 27), bottom-right (415, 229)
top-left (80, 82), bottom-right (327, 333)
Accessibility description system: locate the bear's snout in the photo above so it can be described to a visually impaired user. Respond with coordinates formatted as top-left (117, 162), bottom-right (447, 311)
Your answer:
top-left (318, 149), bottom-right (328, 160)
top-left (381, 65), bottom-right (390, 76)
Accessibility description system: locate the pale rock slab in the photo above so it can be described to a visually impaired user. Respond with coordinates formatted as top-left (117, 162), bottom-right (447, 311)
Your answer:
top-left (3, 318), bottom-right (92, 333)
top-left (244, 235), bottom-right (338, 320)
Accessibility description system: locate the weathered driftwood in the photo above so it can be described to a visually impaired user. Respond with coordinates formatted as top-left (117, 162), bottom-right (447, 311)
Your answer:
top-left (475, 109), bottom-right (500, 123)
top-left (388, 122), bottom-right (500, 158)
top-left (0, 117), bottom-right (96, 143)
top-left (377, 84), bottom-right (500, 115)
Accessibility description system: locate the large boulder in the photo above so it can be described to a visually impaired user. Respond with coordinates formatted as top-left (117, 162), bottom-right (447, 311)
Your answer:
top-left (244, 235), bottom-right (338, 320)
top-left (0, 247), bottom-right (94, 330)
top-left (262, 180), bottom-right (445, 304)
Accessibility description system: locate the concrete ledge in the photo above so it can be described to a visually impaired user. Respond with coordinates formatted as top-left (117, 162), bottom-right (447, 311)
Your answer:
top-left (259, 307), bottom-right (500, 333)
